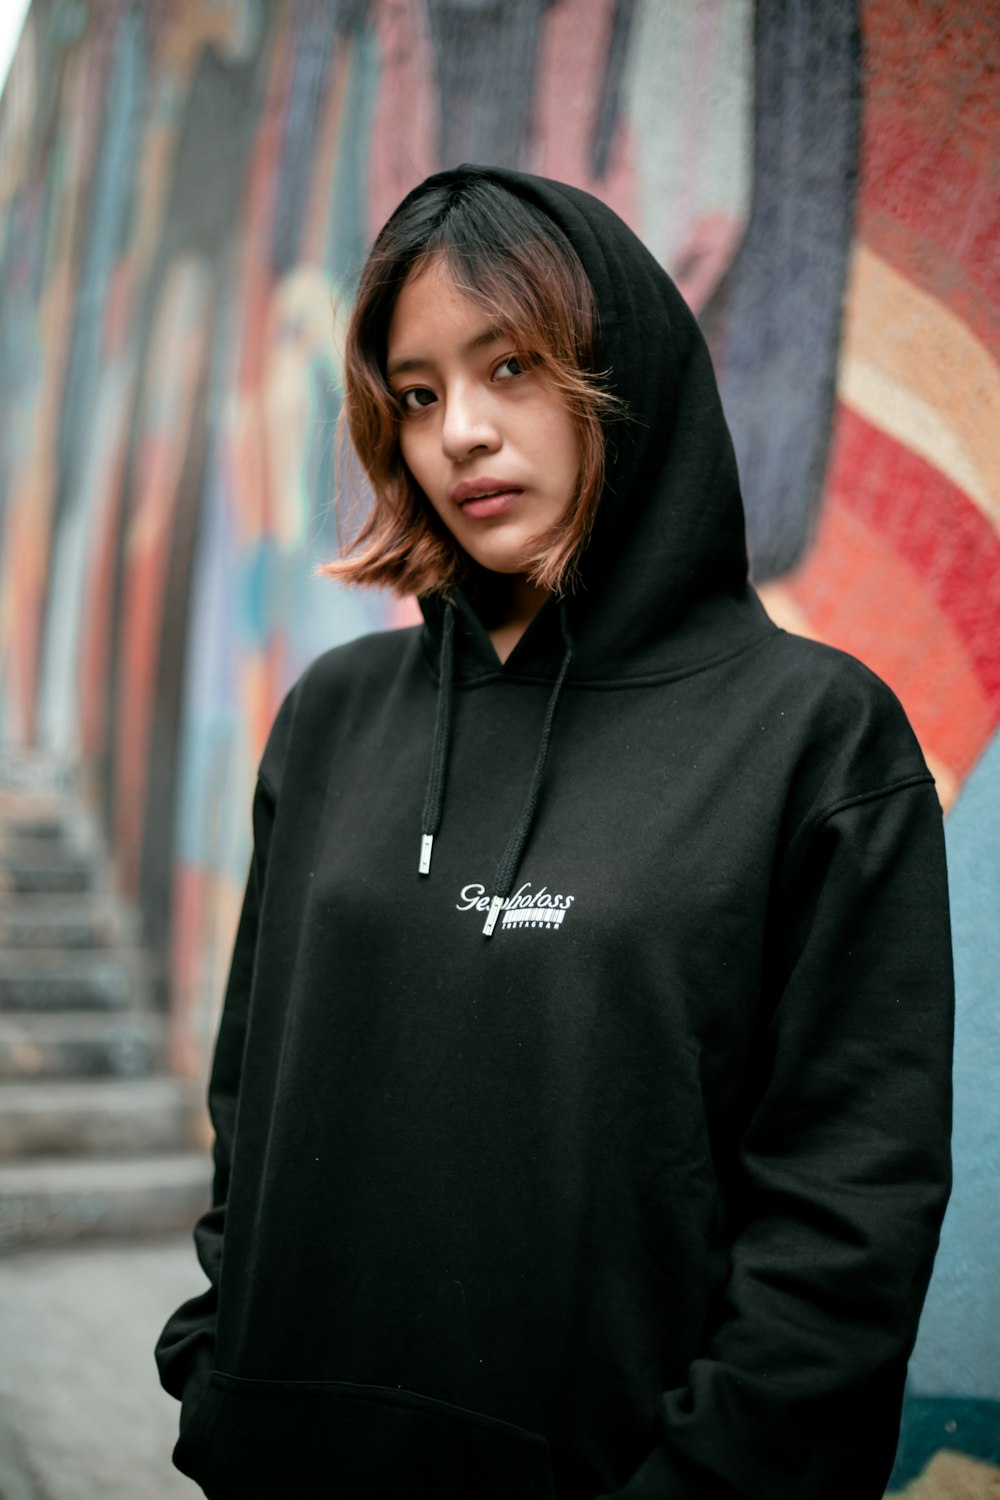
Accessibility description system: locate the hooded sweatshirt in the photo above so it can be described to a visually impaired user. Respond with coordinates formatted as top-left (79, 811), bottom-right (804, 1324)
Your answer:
top-left (156, 166), bottom-right (953, 1500)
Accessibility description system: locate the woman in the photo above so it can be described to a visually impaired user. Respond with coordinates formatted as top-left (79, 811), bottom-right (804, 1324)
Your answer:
top-left (156, 166), bottom-right (953, 1500)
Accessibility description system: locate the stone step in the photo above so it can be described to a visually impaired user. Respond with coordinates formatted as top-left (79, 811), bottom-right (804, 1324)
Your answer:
top-left (0, 793), bottom-right (86, 840)
top-left (0, 830), bottom-right (89, 860)
top-left (0, 1151), bottom-right (212, 1251)
top-left (0, 950), bottom-right (150, 1011)
top-left (0, 893), bottom-right (139, 949)
top-left (0, 857), bottom-right (96, 896)
top-left (0, 805), bottom-right (107, 887)
top-left (0, 1012), bottom-right (165, 1080)
top-left (0, 795), bottom-right (94, 843)
top-left (0, 1077), bottom-right (200, 1158)
top-left (0, 749), bottom-right (79, 798)
top-left (0, 790), bottom-right (80, 828)
top-left (0, 811), bottom-right (66, 839)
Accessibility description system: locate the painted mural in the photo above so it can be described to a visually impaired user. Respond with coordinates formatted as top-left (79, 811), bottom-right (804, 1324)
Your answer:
top-left (0, 0), bottom-right (996, 1488)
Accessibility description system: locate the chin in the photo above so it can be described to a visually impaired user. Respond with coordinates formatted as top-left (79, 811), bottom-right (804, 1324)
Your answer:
top-left (458, 543), bottom-right (531, 577)
top-left (475, 559), bottom-right (528, 577)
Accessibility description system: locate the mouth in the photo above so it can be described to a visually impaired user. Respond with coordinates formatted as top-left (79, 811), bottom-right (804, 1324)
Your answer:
top-left (451, 477), bottom-right (524, 518)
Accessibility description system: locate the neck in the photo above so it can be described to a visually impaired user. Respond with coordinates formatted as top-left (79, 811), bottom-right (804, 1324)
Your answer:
top-left (488, 575), bottom-right (551, 664)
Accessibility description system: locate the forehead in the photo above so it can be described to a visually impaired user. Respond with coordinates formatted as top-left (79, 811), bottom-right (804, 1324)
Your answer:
top-left (386, 257), bottom-right (505, 372)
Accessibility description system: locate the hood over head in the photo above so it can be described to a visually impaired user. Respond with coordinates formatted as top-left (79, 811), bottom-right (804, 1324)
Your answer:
top-left (397, 163), bottom-right (771, 682)
top-left (377, 165), bottom-right (776, 922)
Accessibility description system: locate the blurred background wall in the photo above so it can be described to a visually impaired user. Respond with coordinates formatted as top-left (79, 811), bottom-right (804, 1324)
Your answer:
top-left (0, 0), bottom-right (996, 1485)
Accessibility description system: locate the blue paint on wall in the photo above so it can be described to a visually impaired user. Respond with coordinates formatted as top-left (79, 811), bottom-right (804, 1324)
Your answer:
top-left (325, 20), bottom-right (380, 287)
top-left (716, 0), bottom-right (861, 582)
top-left (890, 1396), bottom-right (1000, 1488)
top-left (905, 729), bottom-right (1000, 1400)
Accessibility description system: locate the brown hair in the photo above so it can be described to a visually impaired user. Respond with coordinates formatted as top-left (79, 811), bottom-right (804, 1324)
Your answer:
top-left (320, 175), bottom-right (620, 598)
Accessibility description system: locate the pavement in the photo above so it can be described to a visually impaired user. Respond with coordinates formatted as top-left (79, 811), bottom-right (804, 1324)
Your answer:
top-left (0, 1235), bottom-right (205, 1500)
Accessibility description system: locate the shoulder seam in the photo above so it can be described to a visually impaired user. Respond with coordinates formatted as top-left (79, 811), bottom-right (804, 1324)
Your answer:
top-left (811, 772), bottom-right (936, 831)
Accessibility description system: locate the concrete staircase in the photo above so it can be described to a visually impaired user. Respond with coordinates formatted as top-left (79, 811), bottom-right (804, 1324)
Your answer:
top-left (0, 750), bottom-right (211, 1251)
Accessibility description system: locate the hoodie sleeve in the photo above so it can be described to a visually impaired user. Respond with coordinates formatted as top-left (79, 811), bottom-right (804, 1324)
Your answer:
top-left (154, 766), bottom-right (277, 1419)
top-left (601, 775), bottom-right (954, 1500)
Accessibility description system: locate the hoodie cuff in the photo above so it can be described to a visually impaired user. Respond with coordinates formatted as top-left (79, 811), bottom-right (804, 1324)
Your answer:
top-left (177, 1339), bottom-right (214, 1424)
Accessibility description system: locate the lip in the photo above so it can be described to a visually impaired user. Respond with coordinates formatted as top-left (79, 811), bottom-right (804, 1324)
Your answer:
top-left (459, 491), bottom-right (523, 519)
top-left (451, 476), bottom-right (524, 509)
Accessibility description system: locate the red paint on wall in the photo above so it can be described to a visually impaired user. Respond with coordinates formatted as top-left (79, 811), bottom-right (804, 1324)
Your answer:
top-left (783, 0), bottom-right (1000, 796)
top-left (786, 426), bottom-right (995, 782)
top-left (860, 112), bottom-right (1000, 325)
top-left (863, 207), bottom-right (1000, 377)
top-left (534, 0), bottom-right (636, 230)
top-left (829, 406), bottom-right (1000, 716)
top-left (861, 0), bottom-right (998, 147)
top-left (368, 0), bottom-right (436, 245)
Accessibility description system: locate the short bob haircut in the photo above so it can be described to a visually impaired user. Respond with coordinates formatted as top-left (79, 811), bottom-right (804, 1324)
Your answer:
top-left (321, 176), bottom-right (619, 599)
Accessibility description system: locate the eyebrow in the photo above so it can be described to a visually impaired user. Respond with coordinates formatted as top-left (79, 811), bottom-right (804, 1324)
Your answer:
top-left (386, 323), bottom-right (509, 380)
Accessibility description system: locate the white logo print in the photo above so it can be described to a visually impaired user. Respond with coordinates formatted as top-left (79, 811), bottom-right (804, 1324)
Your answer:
top-left (456, 881), bottom-right (575, 932)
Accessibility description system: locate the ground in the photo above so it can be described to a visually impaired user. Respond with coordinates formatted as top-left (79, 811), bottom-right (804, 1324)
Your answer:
top-left (0, 1236), bottom-right (201, 1500)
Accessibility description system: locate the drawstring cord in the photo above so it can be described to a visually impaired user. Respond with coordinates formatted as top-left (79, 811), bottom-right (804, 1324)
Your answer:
top-left (483, 605), bottom-right (574, 937)
top-left (418, 599), bottom-right (575, 938)
top-left (418, 600), bottom-right (455, 876)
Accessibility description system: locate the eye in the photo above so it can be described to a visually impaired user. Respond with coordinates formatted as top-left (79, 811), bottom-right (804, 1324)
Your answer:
top-left (397, 387), bottom-right (436, 414)
top-left (493, 354), bottom-right (529, 381)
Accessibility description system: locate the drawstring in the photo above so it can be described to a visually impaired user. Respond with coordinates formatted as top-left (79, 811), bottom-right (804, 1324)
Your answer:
top-left (418, 599), bottom-right (575, 938)
top-left (483, 605), bottom-right (574, 937)
top-left (418, 600), bottom-right (455, 875)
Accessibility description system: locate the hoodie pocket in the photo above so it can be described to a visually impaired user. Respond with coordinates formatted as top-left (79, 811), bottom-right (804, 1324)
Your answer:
top-left (174, 1371), bottom-right (556, 1500)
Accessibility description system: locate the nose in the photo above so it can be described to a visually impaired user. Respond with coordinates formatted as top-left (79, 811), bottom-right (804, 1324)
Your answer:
top-left (440, 380), bottom-right (501, 462)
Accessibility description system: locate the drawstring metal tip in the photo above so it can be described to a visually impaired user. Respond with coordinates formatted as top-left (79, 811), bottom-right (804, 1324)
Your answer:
top-left (418, 834), bottom-right (433, 876)
top-left (482, 896), bottom-right (503, 938)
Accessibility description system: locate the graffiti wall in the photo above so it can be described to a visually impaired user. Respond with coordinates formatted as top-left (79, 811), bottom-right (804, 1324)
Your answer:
top-left (0, 0), bottom-right (996, 1487)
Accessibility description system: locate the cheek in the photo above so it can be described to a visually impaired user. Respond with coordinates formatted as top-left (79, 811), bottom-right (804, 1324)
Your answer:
top-left (397, 425), bottom-right (418, 477)
top-left (549, 416), bottom-right (583, 494)
top-left (398, 429), bottom-right (453, 526)
top-left (530, 398), bottom-right (582, 481)
top-left (398, 426), bottom-right (434, 493)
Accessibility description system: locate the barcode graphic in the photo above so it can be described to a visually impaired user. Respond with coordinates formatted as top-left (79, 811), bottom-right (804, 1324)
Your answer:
top-left (501, 906), bottom-right (567, 930)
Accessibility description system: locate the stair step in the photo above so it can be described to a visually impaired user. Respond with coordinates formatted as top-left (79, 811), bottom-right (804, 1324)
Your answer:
top-left (0, 755), bottom-right (202, 1250)
top-left (0, 818), bottom-right (97, 855)
top-left (0, 750), bottom-right (78, 798)
top-left (0, 951), bottom-right (149, 1011)
top-left (0, 794), bottom-right (80, 833)
top-left (0, 1077), bottom-right (200, 1158)
top-left (0, 839), bottom-right (91, 871)
top-left (0, 812), bottom-right (66, 838)
top-left (0, 893), bottom-right (138, 949)
top-left (0, 789), bottom-right (86, 837)
top-left (0, 859), bottom-right (96, 895)
top-left (0, 1151), bottom-right (212, 1250)
top-left (0, 783), bottom-right (75, 812)
top-left (0, 1012), bottom-right (165, 1079)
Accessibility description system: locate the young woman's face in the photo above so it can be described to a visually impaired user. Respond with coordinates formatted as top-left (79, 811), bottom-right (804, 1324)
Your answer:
top-left (386, 257), bottom-right (581, 579)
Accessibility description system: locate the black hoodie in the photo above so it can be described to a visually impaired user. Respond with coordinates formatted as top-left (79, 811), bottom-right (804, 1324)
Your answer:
top-left (156, 166), bottom-right (953, 1500)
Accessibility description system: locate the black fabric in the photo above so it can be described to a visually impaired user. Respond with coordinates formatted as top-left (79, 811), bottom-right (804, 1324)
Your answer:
top-left (419, 597), bottom-right (455, 863)
top-left (484, 603), bottom-right (575, 935)
top-left (156, 167), bottom-right (953, 1500)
